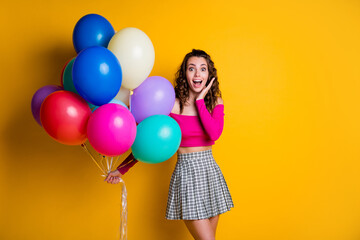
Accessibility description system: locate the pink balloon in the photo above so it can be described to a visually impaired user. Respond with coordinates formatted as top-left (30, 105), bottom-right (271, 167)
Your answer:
top-left (87, 103), bottom-right (137, 156)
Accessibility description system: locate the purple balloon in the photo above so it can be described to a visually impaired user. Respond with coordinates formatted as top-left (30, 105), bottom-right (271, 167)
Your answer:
top-left (131, 76), bottom-right (175, 123)
top-left (31, 85), bottom-right (63, 126)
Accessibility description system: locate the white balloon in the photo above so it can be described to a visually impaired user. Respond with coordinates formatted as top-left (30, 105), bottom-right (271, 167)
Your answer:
top-left (108, 28), bottom-right (155, 90)
top-left (114, 87), bottom-right (130, 106)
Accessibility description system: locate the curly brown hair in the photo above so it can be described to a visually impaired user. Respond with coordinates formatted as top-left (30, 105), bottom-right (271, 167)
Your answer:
top-left (174, 49), bottom-right (222, 114)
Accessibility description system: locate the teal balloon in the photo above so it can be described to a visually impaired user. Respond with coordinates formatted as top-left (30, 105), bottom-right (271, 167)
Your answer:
top-left (132, 115), bottom-right (181, 164)
top-left (63, 58), bottom-right (77, 94)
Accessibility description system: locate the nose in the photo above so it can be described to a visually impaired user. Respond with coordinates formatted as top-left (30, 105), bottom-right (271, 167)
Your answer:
top-left (195, 69), bottom-right (200, 77)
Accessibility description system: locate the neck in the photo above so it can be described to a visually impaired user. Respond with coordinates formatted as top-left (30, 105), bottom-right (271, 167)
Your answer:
top-left (187, 91), bottom-right (199, 105)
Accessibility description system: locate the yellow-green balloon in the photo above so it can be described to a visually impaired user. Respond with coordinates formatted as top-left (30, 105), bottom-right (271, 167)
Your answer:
top-left (108, 27), bottom-right (155, 90)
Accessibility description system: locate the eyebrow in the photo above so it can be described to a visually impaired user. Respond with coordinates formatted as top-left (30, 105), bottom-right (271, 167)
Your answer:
top-left (188, 63), bottom-right (207, 66)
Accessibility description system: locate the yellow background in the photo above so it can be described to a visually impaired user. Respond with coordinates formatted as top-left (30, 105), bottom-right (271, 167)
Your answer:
top-left (1, 0), bottom-right (360, 239)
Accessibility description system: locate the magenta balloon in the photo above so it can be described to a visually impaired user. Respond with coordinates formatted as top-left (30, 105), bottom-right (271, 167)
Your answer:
top-left (131, 76), bottom-right (175, 123)
top-left (31, 85), bottom-right (63, 126)
top-left (87, 103), bottom-right (137, 156)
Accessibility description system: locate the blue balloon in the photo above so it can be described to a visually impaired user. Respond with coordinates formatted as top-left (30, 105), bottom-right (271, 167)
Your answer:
top-left (62, 60), bottom-right (97, 109)
top-left (72, 46), bottom-right (122, 106)
top-left (73, 14), bottom-right (115, 53)
top-left (132, 115), bottom-right (181, 164)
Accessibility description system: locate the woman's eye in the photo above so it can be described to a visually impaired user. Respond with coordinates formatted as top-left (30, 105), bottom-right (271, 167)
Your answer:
top-left (189, 67), bottom-right (194, 71)
top-left (201, 68), bottom-right (207, 71)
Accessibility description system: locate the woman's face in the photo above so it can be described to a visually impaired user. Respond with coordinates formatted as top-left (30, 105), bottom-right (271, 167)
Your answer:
top-left (186, 56), bottom-right (209, 94)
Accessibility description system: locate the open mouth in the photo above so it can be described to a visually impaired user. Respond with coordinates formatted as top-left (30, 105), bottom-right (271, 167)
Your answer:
top-left (193, 79), bottom-right (202, 87)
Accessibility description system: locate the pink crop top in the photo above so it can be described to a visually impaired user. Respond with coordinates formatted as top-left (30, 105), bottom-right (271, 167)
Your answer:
top-left (169, 99), bottom-right (224, 147)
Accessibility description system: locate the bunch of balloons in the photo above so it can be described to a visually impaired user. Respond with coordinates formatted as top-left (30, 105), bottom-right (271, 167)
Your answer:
top-left (31, 13), bottom-right (181, 164)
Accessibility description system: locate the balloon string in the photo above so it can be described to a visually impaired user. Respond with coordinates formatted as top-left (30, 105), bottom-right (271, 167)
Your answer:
top-left (119, 178), bottom-right (128, 240)
top-left (81, 144), bottom-right (106, 175)
top-left (81, 144), bottom-right (127, 239)
top-left (100, 157), bottom-right (107, 178)
top-left (106, 156), bottom-right (109, 173)
top-left (114, 155), bottom-right (121, 172)
top-left (101, 156), bottom-right (107, 173)
top-left (129, 89), bottom-right (133, 112)
top-left (110, 157), bottom-right (114, 172)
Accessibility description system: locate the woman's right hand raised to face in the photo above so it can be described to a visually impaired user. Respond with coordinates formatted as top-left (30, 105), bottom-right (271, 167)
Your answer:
top-left (105, 170), bottom-right (122, 184)
top-left (196, 77), bottom-right (215, 101)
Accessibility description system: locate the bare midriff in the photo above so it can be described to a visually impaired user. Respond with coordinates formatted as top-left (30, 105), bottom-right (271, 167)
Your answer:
top-left (177, 145), bottom-right (212, 154)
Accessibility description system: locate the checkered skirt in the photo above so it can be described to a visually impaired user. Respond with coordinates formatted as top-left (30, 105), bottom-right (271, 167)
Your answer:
top-left (166, 150), bottom-right (234, 220)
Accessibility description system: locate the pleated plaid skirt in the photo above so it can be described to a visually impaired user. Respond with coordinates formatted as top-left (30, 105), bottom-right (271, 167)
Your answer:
top-left (166, 150), bottom-right (234, 220)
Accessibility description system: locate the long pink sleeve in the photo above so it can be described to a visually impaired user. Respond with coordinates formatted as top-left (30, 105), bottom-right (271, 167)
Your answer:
top-left (195, 99), bottom-right (224, 141)
top-left (117, 153), bottom-right (138, 175)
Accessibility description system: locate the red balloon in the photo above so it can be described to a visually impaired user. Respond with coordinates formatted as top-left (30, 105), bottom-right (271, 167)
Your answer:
top-left (40, 90), bottom-right (91, 145)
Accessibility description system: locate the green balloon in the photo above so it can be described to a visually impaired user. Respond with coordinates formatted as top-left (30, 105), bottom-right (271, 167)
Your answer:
top-left (87, 102), bottom-right (97, 111)
top-left (132, 115), bottom-right (181, 164)
top-left (62, 58), bottom-right (77, 94)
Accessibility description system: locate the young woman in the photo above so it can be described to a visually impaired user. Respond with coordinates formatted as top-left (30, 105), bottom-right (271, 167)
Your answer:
top-left (106, 49), bottom-right (234, 240)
